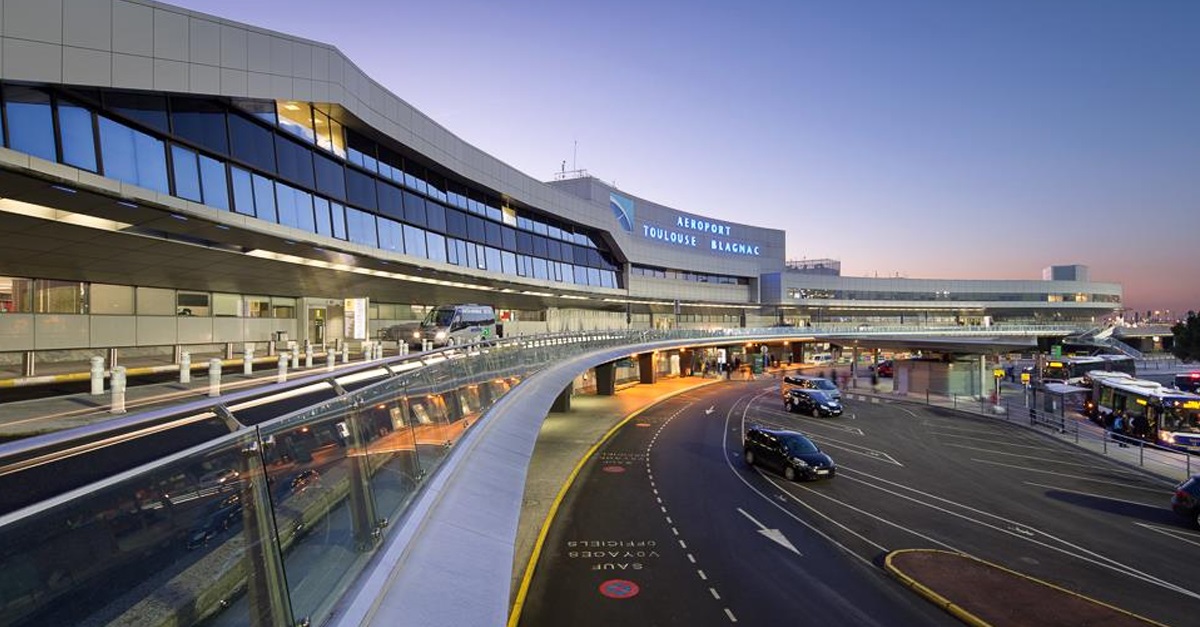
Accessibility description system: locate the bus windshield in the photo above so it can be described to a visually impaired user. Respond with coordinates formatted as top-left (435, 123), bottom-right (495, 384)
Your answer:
top-left (423, 307), bottom-right (456, 327)
top-left (1161, 401), bottom-right (1200, 434)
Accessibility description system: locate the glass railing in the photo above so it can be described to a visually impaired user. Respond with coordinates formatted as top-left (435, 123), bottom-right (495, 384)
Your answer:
top-left (0, 324), bottom-right (1091, 626)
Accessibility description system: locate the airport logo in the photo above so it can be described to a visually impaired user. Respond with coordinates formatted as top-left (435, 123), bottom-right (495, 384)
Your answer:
top-left (610, 193), bottom-right (634, 232)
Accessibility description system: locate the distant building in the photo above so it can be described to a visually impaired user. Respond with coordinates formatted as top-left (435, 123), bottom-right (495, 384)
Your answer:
top-left (1043, 265), bottom-right (1089, 282)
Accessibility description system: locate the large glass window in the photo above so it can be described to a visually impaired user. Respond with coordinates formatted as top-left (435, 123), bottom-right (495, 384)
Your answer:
top-left (330, 202), bottom-right (347, 239)
top-left (275, 134), bottom-right (314, 187)
top-left (402, 190), bottom-right (426, 227)
top-left (135, 287), bottom-right (174, 315)
top-left (231, 166), bottom-right (255, 216)
top-left (277, 101), bottom-right (315, 144)
top-left (346, 207), bottom-right (378, 247)
top-left (346, 168), bottom-right (377, 210)
top-left (171, 97), bottom-right (228, 154)
top-left (501, 226), bottom-right (517, 252)
top-left (377, 181), bottom-right (404, 221)
top-left (171, 145), bottom-right (202, 202)
top-left (403, 225), bottom-right (427, 258)
top-left (106, 91), bottom-right (168, 133)
top-left (485, 221), bottom-right (502, 248)
top-left (199, 154), bottom-right (229, 210)
top-left (252, 174), bottom-right (277, 223)
top-left (98, 116), bottom-right (169, 194)
top-left (313, 197), bottom-right (333, 237)
top-left (378, 216), bottom-right (403, 253)
top-left (467, 215), bottom-right (486, 243)
top-left (228, 113), bottom-right (277, 172)
top-left (4, 86), bottom-right (56, 161)
top-left (501, 251), bottom-right (516, 275)
top-left (87, 284), bottom-right (134, 315)
top-left (176, 291), bottom-right (210, 317)
top-left (0, 277), bottom-right (33, 313)
top-left (245, 295), bottom-right (271, 317)
top-left (425, 200), bottom-right (446, 233)
top-left (213, 293), bottom-right (240, 316)
top-left (445, 208), bottom-right (467, 239)
top-left (485, 247), bottom-right (502, 274)
top-left (313, 109), bottom-right (345, 158)
top-left (35, 280), bottom-right (87, 314)
top-left (427, 232), bottom-right (447, 263)
top-left (314, 153), bottom-right (346, 200)
top-left (58, 102), bottom-right (97, 171)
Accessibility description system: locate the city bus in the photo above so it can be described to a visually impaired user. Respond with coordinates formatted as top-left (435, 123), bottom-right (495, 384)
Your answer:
top-left (1041, 355), bottom-right (1136, 386)
top-left (1175, 372), bottom-right (1200, 394)
top-left (1087, 374), bottom-right (1200, 452)
top-left (417, 304), bottom-right (497, 347)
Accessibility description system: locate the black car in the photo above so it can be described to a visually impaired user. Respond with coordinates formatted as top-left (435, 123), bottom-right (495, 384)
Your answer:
top-left (1172, 475), bottom-right (1200, 528)
top-left (743, 427), bottom-right (836, 481)
top-left (784, 388), bottom-right (843, 418)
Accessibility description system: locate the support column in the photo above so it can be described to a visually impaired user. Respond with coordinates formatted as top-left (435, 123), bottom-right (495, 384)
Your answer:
top-left (638, 352), bottom-right (657, 385)
top-left (980, 355), bottom-right (988, 400)
top-left (595, 362), bottom-right (616, 396)
top-left (551, 383), bottom-right (572, 413)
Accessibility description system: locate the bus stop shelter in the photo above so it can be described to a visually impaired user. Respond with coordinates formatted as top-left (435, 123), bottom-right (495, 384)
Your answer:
top-left (1040, 382), bottom-right (1091, 428)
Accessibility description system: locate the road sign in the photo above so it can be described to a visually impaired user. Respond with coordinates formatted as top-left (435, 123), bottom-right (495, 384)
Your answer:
top-left (1051, 345), bottom-right (1062, 358)
top-left (993, 368), bottom-right (1005, 378)
top-left (1021, 372), bottom-right (1031, 384)
top-left (599, 579), bottom-right (640, 599)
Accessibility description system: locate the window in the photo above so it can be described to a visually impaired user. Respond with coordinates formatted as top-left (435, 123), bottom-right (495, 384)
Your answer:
top-left (276, 183), bottom-right (314, 231)
top-left (467, 215), bottom-right (486, 243)
top-left (199, 154), bottom-right (229, 210)
top-left (516, 231), bottom-right (533, 255)
top-left (272, 296), bottom-right (296, 318)
top-left (427, 232), bottom-right (447, 263)
top-left (176, 291), bottom-right (210, 317)
top-left (228, 113), bottom-right (277, 172)
top-left (501, 226), bottom-right (517, 252)
top-left (485, 221), bottom-right (502, 248)
top-left (402, 190), bottom-right (427, 227)
top-left (313, 108), bottom-right (345, 157)
top-left (234, 99), bottom-right (276, 125)
top-left (0, 277), bottom-right (33, 313)
top-left (213, 293), bottom-right (240, 317)
top-left (35, 280), bottom-right (87, 314)
top-left (314, 197), bottom-right (333, 237)
top-left (135, 287), bottom-right (174, 315)
top-left (171, 97), bottom-right (228, 154)
top-left (58, 102), bottom-right (97, 171)
top-left (106, 91), bottom-right (168, 132)
top-left (245, 295), bottom-right (271, 318)
top-left (378, 216), bottom-right (403, 253)
top-left (4, 86), bottom-right (56, 161)
top-left (377, 181), bottom-right (404, 221)
top-left (485, 247), bottom-right (502, 273)
top-left (88, 284), bottom-right (134, 315)
top-left (346, 207), bottom-right (378, 247)
top-left (171, 145), bottom-right (202, 202)
top-left (501, 251), bottom-right (516, 275)
top-left (252, 174), bottom-right (277, 223)
top-left (98, 116), bottom-right (169, 193)
top-left (277, 101), bottom-right (315, 144)
top-left (314, 153), bottom-right (346, 199)
top-left (403, 224), bottom-right (427, 258)
top-left (346, 168), bottom-right (377, 210)
top-left (445, 208), bottom-right (467, 239)
top-left (330, 202), bottom-right (347, 239)
top-left (275, 134), bottom-right (314, 187)
top-left (231, 166), bottom-right (255, 216)
top-left (425, 200), bottom-right (446, 233)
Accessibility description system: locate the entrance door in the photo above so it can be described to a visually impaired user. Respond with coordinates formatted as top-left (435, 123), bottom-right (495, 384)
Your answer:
top-left (308, 308), bottom-right (326, 345)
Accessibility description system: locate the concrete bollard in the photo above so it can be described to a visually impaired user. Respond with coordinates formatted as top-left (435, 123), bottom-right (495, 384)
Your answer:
top-left (90, 356), bottom-right (105, 396)
top-left (180, 351), bottom-right (191, 384)
top-left (305, 342), bottom-right (313, 368)
top-left (400, 342), bottom-right (408, 356)
top-left (110, 366), bottom-right (127, 414)
top-left (208, 358), bottom-right (222, 397)
top-left (326, 351), bottom-right (335, 371)
top-left (278, 353), bottom-right (289, 384)
top-left (342, 344), bottom-right (349, 363)
top-left (374, 342), bottom-right (383, 360)
top-left (291, 343), bottom-right (300, 369)
top-left (243, 346), bottom-right (254, 375)
top-left (363, 341), bottom-right (372, 362)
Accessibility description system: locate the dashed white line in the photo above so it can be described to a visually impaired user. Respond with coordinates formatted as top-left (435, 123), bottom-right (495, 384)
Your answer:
top-left (687, 553), bottom-right (696, 564)
top-left (678, 539), bottom-right (688, 549)
top-left (665, 516), bottom-right (673, 524)
top-left (709, 587), bottom-right (721, 600)
top-left (724, 608), bottom-right (738, 622)
top-left (697, 570), bottom-right (707, 580)
top-left (671, 527), bottom-right (679, 536)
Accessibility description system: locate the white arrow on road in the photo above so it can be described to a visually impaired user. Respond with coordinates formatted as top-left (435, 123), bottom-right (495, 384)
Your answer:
top-left (705, 406), bottom-right (715, 415)
top-left (737, 507), bottom-right (801, 555)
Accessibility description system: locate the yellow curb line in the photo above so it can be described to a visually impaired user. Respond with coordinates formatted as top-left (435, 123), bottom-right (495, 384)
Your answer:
top-left (884, 549), bottom-right (1167, 627)
top-left (507, 379), bottom-right (722, 627)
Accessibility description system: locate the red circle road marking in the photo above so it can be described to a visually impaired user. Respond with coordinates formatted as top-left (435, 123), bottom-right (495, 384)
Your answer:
top-left (602, 465), bottom-right (626, 473)
top-left (599, 579), bottom-right (640, 599)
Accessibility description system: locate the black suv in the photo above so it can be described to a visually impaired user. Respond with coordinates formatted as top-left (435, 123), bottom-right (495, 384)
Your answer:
top-left (744, 427), bottom-right (836, 481)
top-left (785, 388), bottom-right (843, 418)
top-left (1172, 475), bottom-right (1200, 528)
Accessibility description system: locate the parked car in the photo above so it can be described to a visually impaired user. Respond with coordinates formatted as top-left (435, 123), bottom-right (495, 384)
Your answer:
top-left (870, 360), bottom-right (894, 378)
top-left (1172, 475), bottom-right (1200, 528)
top-left (743, 426), bottom-right (836, 481)
top-left (784, 388), bottom-right (843, 418)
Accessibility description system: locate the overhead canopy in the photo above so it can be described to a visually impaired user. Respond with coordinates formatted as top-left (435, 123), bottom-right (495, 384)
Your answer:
top-left (824, 334), bottom-right (1039, 355)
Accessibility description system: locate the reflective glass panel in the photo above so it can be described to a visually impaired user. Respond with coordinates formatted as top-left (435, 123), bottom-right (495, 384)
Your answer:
top-left (445, 209), bottom-right (467, 239)
top-left (171, 145), bottom-right (202, 202)
top-left (314, 153), bottom-right (346, 200)
top-left (228, 114), bottom-right (277, 172)
top-left (402, 191), bottom-right (426, 227)
top-left (277, 101), bottom-right (315, 143)
top-left (377, 181), bottom-right (403, 220)
top-left (485, 247), bottom-right (502, 273)
top-left (171, 97), bottom-right (228, 154)
top-left (485, 221), bottom-right (502, 248)
top-left (403, 225), bottom-right (427, 258)
top-left (313, 197), bottom-right (333, 236)
top-left (231, 166), bottom-right (255, 215)
top-left (107, 91), bottom-right (168, 132)
top-left (98, 116), bottom-right (169, 194)
top-left (427, 232), bottom-right (446, 263)
top-left (378, 216), bottom-right (403, 253)
top-left (346, 207), bottom-right (378, 247)
top-left (425, 201), bottom-right (446, 233)
top-left (346, 168), bottom-right (377, 210)
top-left (276, 135), bottom-right (314, 187)
top-left (4, 86), bottom-right (56, 161)
top-left (276, 182), bottom-right (299, 228)
top-left (252, 174), bottom-right (277, 223)
top-left (330, 202), bottom-right (347, 239)
top-left (58, 103), bottom-right (97, 171)
top-left (199, 154), bottom-right (230, 210)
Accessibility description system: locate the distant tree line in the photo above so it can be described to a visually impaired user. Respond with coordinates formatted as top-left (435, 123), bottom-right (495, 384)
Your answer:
top-left (1171, 311), bottom-right (1200, 362)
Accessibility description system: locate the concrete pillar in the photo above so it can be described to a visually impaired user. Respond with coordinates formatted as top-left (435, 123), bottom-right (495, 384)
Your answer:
top-left (179, 352), bottom-right (191, 384)
top-left (277, 354), bottom-right (289, 384)
top-left (90, 356), bottom-right (105, 395)
top-left (305, 341), bottom-right (313, 368)
top-left (595, 362), bottom-right (617, 396)
top-left (326, 351), bottom-right (335, 371)
top-left (22, 351), bottom-right (34, 377)
top-left (551, 383), bottom-right (572, 413)
top-left (110, 366), bottom-right (127, 414)
top-left (208, 359), bottom-right (222, 397)
top-left (638, 352), bottom-right (657, 385)
top-left (243, 346), bottom-right (254, 375)
top-left (290, 342), bottom-right (300, 369)
top-left (980, 355), bottom-right (988, 400)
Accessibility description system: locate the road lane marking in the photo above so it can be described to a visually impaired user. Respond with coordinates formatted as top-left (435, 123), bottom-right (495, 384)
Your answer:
top-left (687, 553), bottom-right (696, 563)
top-left (736, 507), bottom-right (802, 555)
top-left (969, 459), bottom-right (1171, 491)
top-left (679, 539), bottom-right (688, 549)
top-left (1133, 522), bottom-right (1200, 548)
top-left (725, 608), bottom-right (738, 622)
top-left (944, 443), bottom-right (1148, 472)
top-left (709, 587), bottom-right (721, 600)
top-left (931, 431), bottom-right (1094, 453)
top-left (698, 570), bottom-right (707, 580)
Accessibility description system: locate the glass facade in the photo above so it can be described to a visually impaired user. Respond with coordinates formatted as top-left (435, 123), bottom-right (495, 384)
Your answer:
top-left (0, 83), bottom-right (621, 291)
top-left (632, 264), bottom-right (749, 286)
top-left (785, 288), bottom-right (1121, 303)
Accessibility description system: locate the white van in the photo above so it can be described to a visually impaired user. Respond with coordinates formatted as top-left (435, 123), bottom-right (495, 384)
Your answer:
top-left (417, 304), bottom-right (497, 347)
top-left (806, 353), bottom-right (834, 366)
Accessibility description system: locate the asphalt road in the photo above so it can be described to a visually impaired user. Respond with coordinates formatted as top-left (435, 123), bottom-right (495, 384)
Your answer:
top-left (518, 380), bottom-right (1200, 626)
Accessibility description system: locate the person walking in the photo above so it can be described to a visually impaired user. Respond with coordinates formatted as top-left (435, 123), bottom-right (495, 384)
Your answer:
top-left (1111, 411), bottom-right (1128, 448)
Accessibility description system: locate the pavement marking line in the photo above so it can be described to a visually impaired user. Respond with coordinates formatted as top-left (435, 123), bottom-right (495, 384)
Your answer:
top-left (709, 587), bottom-right (721, 600)
top-left (1022, 481), bottom-right (1162, 508)
top-left (698, 570), bottom-right (707, 580)
top-left (678, 539), bottom-right (687, 549)
top-left (506, 380), bottom-right (721, 627)
top-left (1132, 523), bottom-right (1200, 549)
top-left (969, 459), bottom-right (1173, 491)
top-left (724, 608), bottom-right (738, 622)
top-left (801, 434), bottom-right (903, 466)
top-left (687, 553), bottom-right (696, 564)
top-left (931, 431), bottom-right (1097, 453)
top-left (839, 468), bottom-right (1200, 601)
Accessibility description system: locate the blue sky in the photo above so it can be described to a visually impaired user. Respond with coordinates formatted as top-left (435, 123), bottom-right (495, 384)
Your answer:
top-left (173, 0), bottom-right (1200, 316)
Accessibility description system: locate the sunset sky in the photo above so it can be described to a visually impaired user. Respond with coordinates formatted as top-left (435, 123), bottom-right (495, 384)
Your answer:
top-left (173, 0), bottom-right (1200, 316)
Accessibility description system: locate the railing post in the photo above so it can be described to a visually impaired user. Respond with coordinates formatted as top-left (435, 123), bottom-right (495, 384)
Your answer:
top-left (179, 351), bottom-right (191, 384)
top-left (240, 437), bottom-right (293, 627)
top-left (208, 358), bottom-right (222, 397)
top-left (110, 366), bottom-right (126, 414)
top-left (90, 356), bottom-right (105, 395)
top-left (345, 400), bottom-right (382, 552)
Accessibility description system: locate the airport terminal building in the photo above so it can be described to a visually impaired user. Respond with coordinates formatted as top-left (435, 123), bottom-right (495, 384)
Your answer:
top-left (0, 0), bottom-right (1122, 374)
